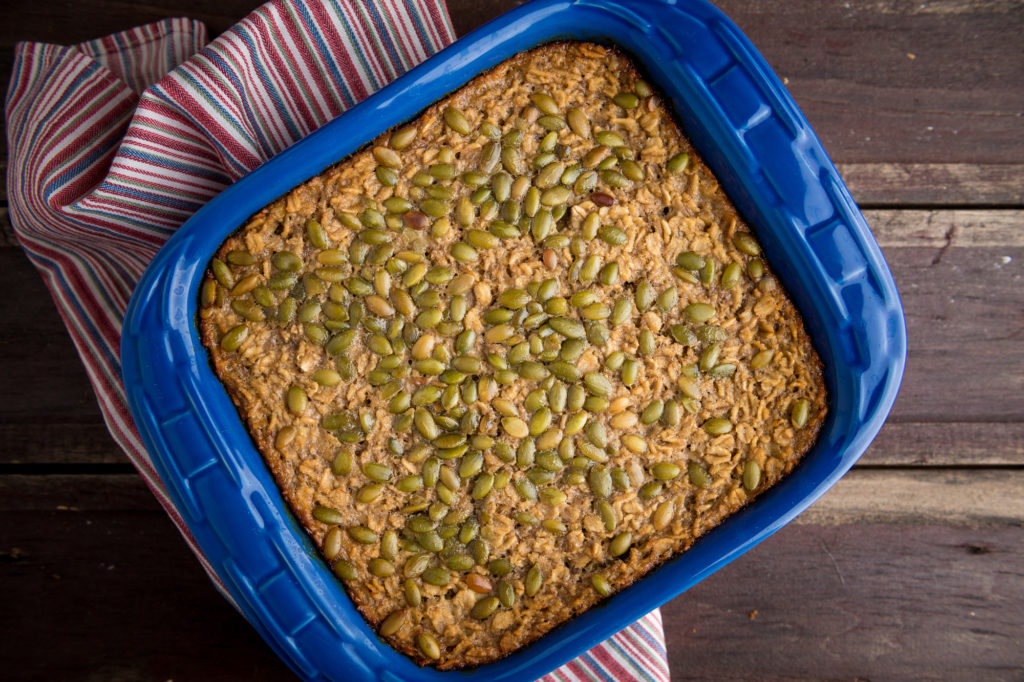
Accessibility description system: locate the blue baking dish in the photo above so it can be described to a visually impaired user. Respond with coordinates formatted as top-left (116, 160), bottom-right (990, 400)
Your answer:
top-left (121, 0), bottom-right (906, 679)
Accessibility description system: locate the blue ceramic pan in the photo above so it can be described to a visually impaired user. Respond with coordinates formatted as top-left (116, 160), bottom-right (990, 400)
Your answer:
top-left (121, 0), bottom-right (907, 679)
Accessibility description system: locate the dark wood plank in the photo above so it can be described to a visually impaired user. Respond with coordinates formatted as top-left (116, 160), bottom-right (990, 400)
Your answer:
top-left (838, 163), bottom-right (1024, 207)
top-left (868, 210), bottom-right (1024, 423)
top-left (0, 475), bottom-right (292, 682)
top-left (0, 249), bottom-right (108, 424)
top-left (798, 469), bottom-right (1024, 527)
top-left (862, 421), bottom-right (1024, 466)
top-left (3, 473), bottom-right (1021, 681)
top-left (2, 0), bottom-right (1023, 166)
top-left (662, 522), bottom-right (1024, 681)
top-left (718, 0), bottom-right (1024, 165)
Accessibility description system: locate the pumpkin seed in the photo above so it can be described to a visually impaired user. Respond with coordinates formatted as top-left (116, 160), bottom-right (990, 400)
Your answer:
top-left (750, 348), bottom-right (775, 369)
top-left (610, 531), bottom-right (633, 557)
top-left (592, 573), bottom-right (613, 597)
top-left (347, 526), bottom-right (377, 544)
top-left (743, 460), bottom-right (762, 491)
top-left (417, 632), bottom-right (441, 660)
top-left (791, 399), bottom-right (811, 428)
top-left (531, 92), bottom-right (558, 114)
top-left (688, 460), bottom-right (711, 488)
top-left (703, 417), bottom-right (733, 435)
top-left (443, 106), bottom-right (471, 134)
top-left (588, 466), bottom-right (612, 498)
top-left (684, 302), bottom-right (715, 322)
top-left (471, 596), bottom-right (500, 620)
top-left (652, 500), bottom-right (675, 530)
top-left (220, 325), bottom-right (248, 351)
top-left (667, 152), bottom-right (690, 174)
top-left (333, 559), bottom-right (357, 581)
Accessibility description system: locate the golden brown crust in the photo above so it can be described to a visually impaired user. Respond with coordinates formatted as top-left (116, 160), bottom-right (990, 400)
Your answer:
top-left (198, 41), bottom-right (827, 669)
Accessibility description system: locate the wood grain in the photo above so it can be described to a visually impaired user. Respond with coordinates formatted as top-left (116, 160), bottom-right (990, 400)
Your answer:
top-left (838, 163), bottom-right (1024, 207)
top-left (1, 0), bottom-right (1023, 165)
top-left (663, 522), bottom-right (1024, 681)
top-left (2, 473), bottom-right (1021, 681)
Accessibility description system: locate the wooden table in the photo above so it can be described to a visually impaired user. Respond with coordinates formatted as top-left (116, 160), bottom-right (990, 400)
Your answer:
top-left (2, 1), bottom-right (1022, 679)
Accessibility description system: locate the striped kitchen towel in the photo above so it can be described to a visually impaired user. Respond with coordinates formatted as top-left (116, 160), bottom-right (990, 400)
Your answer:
top-left (4, 1), bottom-right (669, 680)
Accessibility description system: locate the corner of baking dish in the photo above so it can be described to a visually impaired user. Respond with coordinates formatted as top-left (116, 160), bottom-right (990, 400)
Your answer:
top-left (121, 0), bottom-right (907, 679)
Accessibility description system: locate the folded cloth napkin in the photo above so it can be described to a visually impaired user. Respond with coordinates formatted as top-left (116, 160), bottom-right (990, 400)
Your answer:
top-left (5, 1), bottom-right (669, 679)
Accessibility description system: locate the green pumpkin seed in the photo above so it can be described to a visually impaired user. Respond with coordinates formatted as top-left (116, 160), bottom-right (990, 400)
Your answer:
top-left (421, 566), bottom-right (450, 586)
top-left (638, 480), bottom-right (663, 501)
top-left (368, 557), bottom-right (395, 578)
top-left (588, 466), bottom-right (612, 498)
top-left (539, 487), bottom-right (567, 506)
top-left (331, 449), bottom-right (353, 476)
top-left (621, 434), bottom-right (648, 453)
top-left (688, 460), bottom-right (711, 488)
top-left (634, 280), bottom-right (655, 312)
top-left (333, 559), bottom-right (357, 581)
top-left (286, 385), bottom-right (307, 414)
top-left (733, 232), bottom-right (761, 256)
top-left (657, 287), bottom-right (678, 313)
top-left (609, 531), bottom-right (633, 557)
top-left (703, 417), bottom-right (733, 435)
top-left (404, 553), bottom-right (432, 578)
top-left (501, 145), bottom-right (522, 174)
top-left (592, 573), bottom-right (613, 597)
top-left (667, 152), bottom-right (690, 174)
top-left (521, 564), bottom-right (542, 597)
top-left (323, 527), bottom-right (344, 560)
top-left (488, 558), bottom-right (513, 576)
top-left (638, 329), bottom-right (656, 356)
top-left (530, 92), bottom-right (558, 114)
top-left (791, 399), bottom-right (811, 428)
top-left (549, 317), bottom-right (586, 339)
top-left (583, 372), bottom-right (613, 397)
top-left (750, 348), bottom-right (775, 370)
top-left (708, 362), bottom-right (737, 378)
top-left (743, 460), bottom-right (762, 491)
top-left (699, 343), bottom-right (722, 373)
top-left (595, 130), bottom-right (625, 147)
top-left (621, 159), bottom-right (645, 181)
top-left (649, 500), bottom-right (674, 531)
top-left (652, 461), bottom-right (681, 480)
top-left (541, 186), bottom-right (571, 206)
top-left (356, 483), bottom-right (384, 503)
top-left (220, 325), bottom-right (248, 351)
top-left (721, 262), bottom-right (743, 289)
top-left (450, 241), bottom-right (478, 263)
top-left (640, 400), bottom-right (664, 425)
top-left (684, 302), bottom-right (716, 322)
top-left (471, 596), bottom-right (500, 620)
top-left (502, 417), bottom-right (529, 439)
top-left (613, 91), bottom-right (639, 109)
top-left (443, 106), bottom-right (471, 134)
top-left (515, 478), bottom-right (538, 501)
top-left (388, 392), bottom-right (411, 414)
top-left (379, 608), bottom-right (406, 638)
top-left (348, 526), bottom-right (377, 544)
top-left (388, 124), bottom-right (418, 149)
top-left (417, 631), bottom-right (441, 660)
top-left (747, 258), bottom-right (765, 281)
top-left (312, 504), bottom-right (344, 525)
top-left (620, 358), bottom-right (639, 387)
